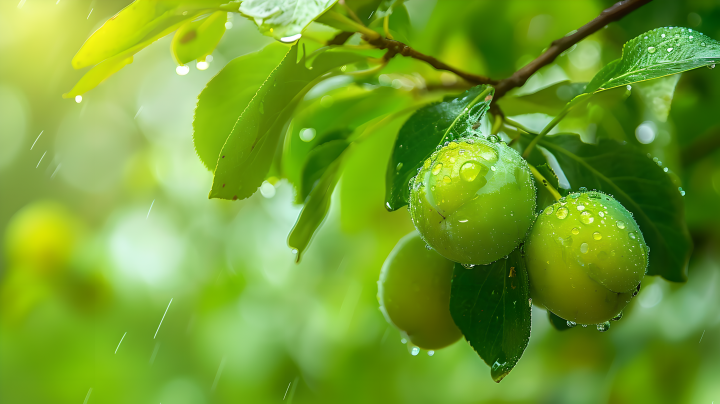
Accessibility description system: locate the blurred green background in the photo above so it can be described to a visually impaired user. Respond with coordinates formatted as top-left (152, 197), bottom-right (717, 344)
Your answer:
top-left (2, 0), bottom-right (720, 403)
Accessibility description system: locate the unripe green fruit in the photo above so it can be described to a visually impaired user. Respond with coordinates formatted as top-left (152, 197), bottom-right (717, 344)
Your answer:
top-left (409, 137), bottom-right (536, 265)
top-left (378, 232), bottom-right (462, 350)
top-left (526, 191), bottom-right (648, 325)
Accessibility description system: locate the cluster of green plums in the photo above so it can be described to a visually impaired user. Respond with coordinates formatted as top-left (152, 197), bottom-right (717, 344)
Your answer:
top-left (378, 136), bottom-right (649, 350)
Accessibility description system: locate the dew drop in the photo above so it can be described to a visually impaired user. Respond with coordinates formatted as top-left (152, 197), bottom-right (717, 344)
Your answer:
top-left (544, 206), bottom-right (554, 215)
top-left (629, 232), bottom-right (637, 240)
top-left (571, 227), bottom-right (580, 235)
top-left (593, 232), bottom-right (602, 240)
top-left (647, 46), bottom-right (656, 54)
top-left (577, 205), bottom-right (586, 211)
top-left (432, 163), bottom-right (443, 175)
top-left (566, 320), bottom-right (577, 328)
top-left (710, 64), bottom-right (716, 70)
top-left (490, 166), bottom-right (496, 172)
top-left (176, 65), bottom-right (190, 75)
top-left (427, 350), bottom-right (435, 356)
top-left (667, 47), bottom-right (674, 52)
top-left (597, 321), bottom-right (611, 332)
top-left (396, 162), bottom-right (403, 171)
top-left (411, 346), bottom-right (420, 356)
top-left (679, 187), bottom-right (686, 196)
top-left (611, 311), bottom-right (623, 321)
top-left (580, 211), bottom-right (594, 224)
top-left (616, 221), bottom-right (626, 229)
top-left (459, 161), bottom-right (482, 182)
top-left (401, 338), bottom-right (407, 344)
top-left (661, 33), bottom-right (666, 38)
top-left (443, 175), bottom-right (452, 184)
top-left (74, 95), bottom-right (82, 103)
top-left (556, 206), bottom-right (569, 219)
top-left (580, 243), bottom-right (589, 254)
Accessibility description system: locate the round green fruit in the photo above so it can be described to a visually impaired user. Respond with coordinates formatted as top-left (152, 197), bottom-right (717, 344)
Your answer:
top-left (378, 231), bottom-right (462, 350)
top-left (409, 137), bottom-right (536, 265)
top-left (526, 191), bottom-right (648, 325)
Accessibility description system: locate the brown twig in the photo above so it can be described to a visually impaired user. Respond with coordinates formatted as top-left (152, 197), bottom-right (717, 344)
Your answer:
top-left (493, 0), bottom-right (653, 99)
top-left (363, 35), bottom-right (498, 85)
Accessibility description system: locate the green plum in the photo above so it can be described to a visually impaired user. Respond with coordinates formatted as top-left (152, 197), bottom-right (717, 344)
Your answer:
top-left (409, 137), bottom-right (536, 265)
top-left (378, 231), bottom-right (462, 350)
top-left (526, 191), bottom-right (648, 325)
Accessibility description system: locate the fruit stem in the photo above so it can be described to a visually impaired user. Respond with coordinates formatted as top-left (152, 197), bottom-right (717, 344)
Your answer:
top-left (522, 93), bottom-right (591, 159)
top-left (528, 164), bottom-right (562, 201)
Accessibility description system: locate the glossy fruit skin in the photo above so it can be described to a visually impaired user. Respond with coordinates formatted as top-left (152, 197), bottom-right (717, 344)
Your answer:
top-left (378, 232), bottom-right (462, 350)
top-left (526, 191), bottom-right (648, 325)
top-left (409, 137), bottom-right (536, 265)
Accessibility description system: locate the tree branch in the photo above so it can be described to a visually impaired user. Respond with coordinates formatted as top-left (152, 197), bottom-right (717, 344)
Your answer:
top-left (493, 0), bottom-right (653, 99)
top-left (363, 35), bottom-right (498, 86)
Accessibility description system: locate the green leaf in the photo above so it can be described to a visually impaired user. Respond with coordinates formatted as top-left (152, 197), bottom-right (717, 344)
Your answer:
top-left (633, 74), bottom-right (681, 122)
top-left (547, 311), bottom-right (572, 331)
top-left (171, 11), bottom-right (227, 65)
top-left (240, 0), bottom-right (338, 41)
top-left (282, 85), bottom-right (413, 197)
top-left (193, 43), bottom-right (290, 171)
top-left (299, 139), bottom-right (350, 202)
top-left (210, 46), bottom-right (363, 200)
top-left (534, 133), bottom-right (692, 282)
top-left (497, 81), bottom-right (586, 116)
top-left (288, 147), bottom-right (347, 263)
top-left (72, 0), bottom-right (223, 69)
top-left (384, 85), bottom-right (494, 211)
top-left (586, 27), bottom-right (720, 93)
top-left (62, 55), bottom-right (133, 98)
top-left (450, 248), bottom-right (531, 383)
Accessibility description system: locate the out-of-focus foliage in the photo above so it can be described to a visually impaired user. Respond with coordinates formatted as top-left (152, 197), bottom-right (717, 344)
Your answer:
top-left (2, 0), bottom-right (720, 403)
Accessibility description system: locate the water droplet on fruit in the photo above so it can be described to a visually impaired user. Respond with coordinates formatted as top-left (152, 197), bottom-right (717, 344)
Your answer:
top-left (597, 322), bottom-right (611, 332)
top-left (580, 243), bottom-right (589, 254)
top-left (599, 211), bottom-right (605, 218)
top-left (556, 207), bottom-right (569, 219)
top-left (459, 161), bottom-right (482, 182)
top-left (582, 324), bottom-right (588, 328)
top-left (629, 232), bottom-right (637, 240)
top-left (593, 232), bottom-right (602, 240)
top-left (443, 175), bottom-right (452, 184)
top-left (647, 46), bottom-right (656, 53)
top-left (579, 187), bottom-right (588, 192)
top-left (544, 206), bottom-right (554, 215)
top-left (432, 163), bottom-right (442, 175)
top-left (427, 350), bottom-right (435, 356)
top-left (710, 64), bottom-right (716, 70)
top-left (661, 33), bottom-right (666, 38)
top-left (679, 187), bottom-right (685, 196)
top-left (616, 221), bottom-right (626, 229)
top-left (701, 42), bottom-right (706, 47)
top-left (396, 162), bottom-right (403, 171)
top-left (461, 263), bottom-right (475, 269)
top-left (567, 320), bottom-right (577, 328)
top-left (411, 346), bottom-right (420, 356)
top-left (401, 338), bottom-right (408, 344)
top-left (611, 311), bottom-right (623, 321)
top-left (425, 244), bottom-right (432, 250)
top-left (490, 166), bottom-right (496, 171)
top-left (577, 205), bottom-right (586, 211)
top-left (488, 134), bottom-right (499, 143)
top-left (571, 227), bottom-right (580, 235)
top-left (580, 211), bottom-right (594, 224)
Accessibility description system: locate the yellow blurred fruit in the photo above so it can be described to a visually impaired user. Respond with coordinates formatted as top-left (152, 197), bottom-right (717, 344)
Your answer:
top-left (4, 200), bottom-right (81, 275)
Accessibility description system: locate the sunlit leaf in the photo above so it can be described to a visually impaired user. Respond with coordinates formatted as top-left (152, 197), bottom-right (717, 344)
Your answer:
top-left (586, 27), bottom-right (720, 93)
top-left (240, 0), bottom-right (338, 41)
top-left (72, 0), bottom-right (223, 69)
top-left (62, 55), bottom-right (133, 98)
top-left (385, 85), bottom-right (494, 211)
top-left (450, 248), bottom-right (531, 383)
top-left (171, 11), bottom-right (227, 65)
top-left (533, 133), bottom-right (692, 282)
top-left (210, 46), bottom-right (363, 200)
top-left (193, 43), bottom-right (290, 170)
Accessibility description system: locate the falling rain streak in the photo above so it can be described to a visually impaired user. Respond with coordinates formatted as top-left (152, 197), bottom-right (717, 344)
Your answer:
top-left (36, 151), bottom-right (47, 168)
top-left (31, 131), bottom-right (43, 150)
top-left (147, 199), bottom-right (155, 219)
top-left (154, 298), bottom-right (173, 339)
top-left (115, 332), bottom-right (127, 354)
